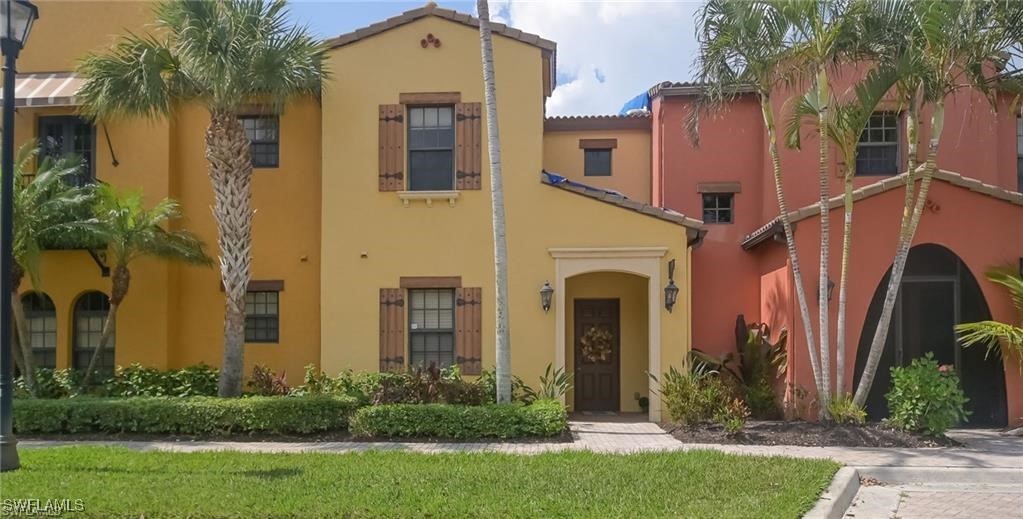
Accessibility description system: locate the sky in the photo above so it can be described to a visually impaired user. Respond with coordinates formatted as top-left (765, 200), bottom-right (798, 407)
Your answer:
top-left (287, 1), bottom-right (701, 116)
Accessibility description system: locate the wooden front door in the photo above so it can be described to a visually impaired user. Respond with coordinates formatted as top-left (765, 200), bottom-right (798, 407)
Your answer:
top-left (573, 299), bottom-right (620, 412)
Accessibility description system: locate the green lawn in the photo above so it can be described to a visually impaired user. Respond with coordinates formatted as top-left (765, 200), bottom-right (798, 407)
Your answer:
top-left (1, 447), bottom-right (838, 518)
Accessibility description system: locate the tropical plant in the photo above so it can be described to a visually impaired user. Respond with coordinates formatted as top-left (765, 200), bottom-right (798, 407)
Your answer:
top-left (956, 267), bottom-right (1023, 371)
top-left (76, 0), bottom-right (326, 396)
top-left (652, 360), bottom-right (735, 426)
top-left (886, 353), bottom-right (969, 436)
top-left (76, 184), bottom-right (212, 387)
top-left (853, 0), bottom-right (1023, 408)
top-left (476, 0), bottom-right (512, 403)
top-left (826, 393), bottom-right (866, 425)
top-left (520, 364), bottom-right (572, 402)
top-left (695, 0), bottom-right (825, 407)
top-left (8, 144), bottom-right (95, 393)
top-left (247, 364), bottom-right (290, 396)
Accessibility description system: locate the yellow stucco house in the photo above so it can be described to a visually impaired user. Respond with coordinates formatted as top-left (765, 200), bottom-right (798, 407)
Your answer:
top-left (14, 2), bottom-right (702, 420)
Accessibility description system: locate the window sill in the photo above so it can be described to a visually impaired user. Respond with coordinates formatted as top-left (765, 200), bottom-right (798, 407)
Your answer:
top-left (397, 190), bottom-right (460, 208)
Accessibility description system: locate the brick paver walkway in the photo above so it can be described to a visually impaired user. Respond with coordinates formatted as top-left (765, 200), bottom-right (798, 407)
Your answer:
top-left (894, 486), bottom-right (1023, 519)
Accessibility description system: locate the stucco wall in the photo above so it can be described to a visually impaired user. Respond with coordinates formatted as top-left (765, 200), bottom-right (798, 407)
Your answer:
top-left (543, 129), bottom-right (651, 203)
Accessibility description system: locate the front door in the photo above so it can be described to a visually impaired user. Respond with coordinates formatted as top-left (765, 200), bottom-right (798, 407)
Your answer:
top-left (573, 299), bottom-right (620, 412)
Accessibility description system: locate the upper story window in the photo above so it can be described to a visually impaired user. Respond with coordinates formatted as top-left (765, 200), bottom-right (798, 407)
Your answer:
top-left (1016, 117), bottom-right (1022, 192)
top-left (702, 193), bottom-right (734, 224)
top-left (241, 116), bottom-right (280, 168)
top-left (584, 149), bottom-right (613, 176)
top-left (856, 112), bottom-right (899, 176)
top-left (408, 106), bottom-right (455, 191)
top-left (408, 288), bottom-right (455, 368)
top-left (245, 291), bottom-right (280, 343)
top-left (38, 116), bottom-right (94, 186)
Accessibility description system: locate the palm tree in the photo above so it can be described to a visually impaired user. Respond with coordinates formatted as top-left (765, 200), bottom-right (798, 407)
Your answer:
top-left (78, 184), bottom-right (212, 388)
top-left (8, 144), bottom-right (94, 393)
top-left (852, 0), bottom-right (1023, 407)
top-left (77, 0), bottom-right (326, 396)
top-left (956, 267), bottom-right (1023, 372)
top-left (476, 0), bottom-right (512, 403)
top-left (696, 0), bottom-right (826, 402)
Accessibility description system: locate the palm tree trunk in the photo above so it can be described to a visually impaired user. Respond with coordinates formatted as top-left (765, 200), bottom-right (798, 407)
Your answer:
top-left (10, 265), bottom-right (33, 392)
top-left (853, 100), bottom-right (944, 407)
top-left (81, 264), bottom-right (129, 388)
top-left (815, 68), bottom-right (831, 414)
top-left (835, 167), bottom-right (854, 397)
top-left (207, 111), bottom-right (254, 397)
top-left (760, 94), bottom-right (825, 403)
top-left (477, 0), bottom-right (512, 403)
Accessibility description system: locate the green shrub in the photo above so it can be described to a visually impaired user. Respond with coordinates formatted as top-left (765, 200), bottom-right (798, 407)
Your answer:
top-left (827, 393), bottom-right (866, 425)
top-left (371, 365), bottom-right (488, 405)
top-left (886, 353), bottom-right (970, 436)
top-left (17, 365), bottom-right (219, 399)
top-left (13, 395), bottom-right (359, 436)
top-left (349, 400), bottom-right (567, 439)
top-left (15, 368), bottom-right (81, 398)
top-left (656, 364), bottom-right (735, 426)
top-left (714, 398), bottom-right (750, 434)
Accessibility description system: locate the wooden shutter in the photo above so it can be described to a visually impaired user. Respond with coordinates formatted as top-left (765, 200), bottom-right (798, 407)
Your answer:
top-left (379, 288), bottom-right (405, 371)
top-left (455, 287), bottom-right (482, 375)
top-left (455, 103), bottom-right (482, 190)
top-left (378, 104), bottom-right (405, 191)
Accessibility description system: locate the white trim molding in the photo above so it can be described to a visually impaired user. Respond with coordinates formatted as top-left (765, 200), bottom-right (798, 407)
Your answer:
top-left (397, 190), bottom-right (460, 208)
top-left (548, 247), bottom-right (668, 259)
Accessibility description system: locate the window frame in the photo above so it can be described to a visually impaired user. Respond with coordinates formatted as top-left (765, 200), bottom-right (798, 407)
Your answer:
top-left (702, 192), bottom-right (735, 224)
top-left (855, 111), bottom-right (900, 177)
top-left (245, 290), bottom-right (280, 344)
top-left (407, 288), bottom-right (457, 369)
top-left (37, 115), bottom-right (96, 186)
top-left (240, 115), bottom-right (280, 169)
top-left (72, 291), bottom-right (114, 373)
top-left (406, 105), bottom-right (456, 191)
top-left (583, 148), bottom-right (613, 177)
top-left (22, 292), bottom-right (57, 369)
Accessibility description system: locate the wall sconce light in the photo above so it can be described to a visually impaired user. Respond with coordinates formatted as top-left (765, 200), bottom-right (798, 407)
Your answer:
top-left (540, 281), bottom-right (554, 313)
top-left (664, 259), bottom-right (679, 313)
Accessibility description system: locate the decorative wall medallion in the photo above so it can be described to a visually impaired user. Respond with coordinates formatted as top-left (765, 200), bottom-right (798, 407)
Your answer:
top-left (925, 198), bottom-right (941, 214)
top-left (580, 325), bottom-right (613, 364)
top-left (421, 33), bottom-right (442, 48)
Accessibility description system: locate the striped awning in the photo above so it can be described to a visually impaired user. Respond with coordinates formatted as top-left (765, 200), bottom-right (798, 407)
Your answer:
top-left (0, 72), bottom-right (83, 108)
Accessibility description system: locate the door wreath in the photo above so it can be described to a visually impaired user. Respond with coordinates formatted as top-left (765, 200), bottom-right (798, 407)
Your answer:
top-left (580, 325), bottom-right (614, 363)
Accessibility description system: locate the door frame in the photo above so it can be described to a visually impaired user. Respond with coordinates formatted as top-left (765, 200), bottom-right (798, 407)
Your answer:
top-left (897, 272), bottom-right (960, 370)
top-left (572, 298), bottom-right (621, 412)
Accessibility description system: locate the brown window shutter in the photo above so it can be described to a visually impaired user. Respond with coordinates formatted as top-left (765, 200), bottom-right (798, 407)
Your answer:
top-left (378, 104), bottom-right (404, 191)
top-left (455, 287), bottom-right (482, 375)
top-left (455, 103), bottom-right (482, 190)
top-left (379, 288), bottom-right (405, 371)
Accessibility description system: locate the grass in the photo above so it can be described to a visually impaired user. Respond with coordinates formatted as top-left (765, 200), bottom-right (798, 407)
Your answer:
top-left (1, 447), bottom-right (839, 518)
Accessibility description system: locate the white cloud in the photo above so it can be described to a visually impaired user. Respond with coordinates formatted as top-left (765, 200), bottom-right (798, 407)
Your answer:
top-left (488, 0), bottom-right (700, 116)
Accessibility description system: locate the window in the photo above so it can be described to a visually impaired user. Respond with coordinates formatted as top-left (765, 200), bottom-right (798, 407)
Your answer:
top-left (245, 291), bottom-right (279, 343)
top-left (73, 291), bottom-right (113, 373)
top-left (1016, 117), bottom-right (1022, 192)
top-left (408, 288), bottom-right (455, 368)
top-left (38, 116), bottom-right (94, 186)
top-left (856, 112), bottom-right (899, 176)
top-left (702, 193), bottom-right (734, 224)
top-left (584, 149), bottom-right (612, 176)
top-left (408, 106), bottom-right (455, 190)
top-left (241, 116), bottom-right (280, 168)
top-left (22, 292), bottom-right (56, 369)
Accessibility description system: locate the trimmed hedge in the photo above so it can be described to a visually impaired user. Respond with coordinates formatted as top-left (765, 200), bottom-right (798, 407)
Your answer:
top-left (14, 395), bottom-right (359, 436)
top-left (349, 400), bottom-right (568, 439)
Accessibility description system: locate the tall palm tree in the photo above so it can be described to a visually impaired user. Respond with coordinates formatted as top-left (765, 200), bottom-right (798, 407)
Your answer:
top-left (852, 0), bottom-right (1023, 407)
top-left (77, 0), bottom-right (326, 396)
top-left (956, 267), bottom-right (1023, 372)
top-left (476, 0), bottom-right (512, 403)
top-left (78, 184), bottom-right (212, 387)
top-left (696, 0), bottom-right (826, 402)
top-left (8, 144), bottom-right (94, 393)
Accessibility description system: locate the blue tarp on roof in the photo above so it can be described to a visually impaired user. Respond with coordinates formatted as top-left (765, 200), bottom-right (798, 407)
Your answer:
top-left (542, 171), bottom-right (626, 198)
top-left (618, 91), bottom-right (651, 114)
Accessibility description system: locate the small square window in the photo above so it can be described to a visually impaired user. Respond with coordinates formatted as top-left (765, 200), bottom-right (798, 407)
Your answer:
top-left (584, 149), bottom-right (612, 176)
top-left (245, 291), bottom-right (280, 343)
top-left (241, 116), bottom-right (280, 168)
top-left (702, 193), bottom-right (734, 224)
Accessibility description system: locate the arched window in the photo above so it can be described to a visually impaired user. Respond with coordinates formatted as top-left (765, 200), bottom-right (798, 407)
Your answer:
top-left (72, 291), bottom-right (113, 373)
top-left (21, 292), bottom-right (56, 369)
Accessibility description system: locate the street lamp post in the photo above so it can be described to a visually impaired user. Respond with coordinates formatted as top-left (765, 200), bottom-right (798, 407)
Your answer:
top-left (0, 0), bottom-right (38, 473)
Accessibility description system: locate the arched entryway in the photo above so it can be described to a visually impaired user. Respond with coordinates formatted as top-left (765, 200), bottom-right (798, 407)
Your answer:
top-left (854, 244), bottom-right (1008, 426)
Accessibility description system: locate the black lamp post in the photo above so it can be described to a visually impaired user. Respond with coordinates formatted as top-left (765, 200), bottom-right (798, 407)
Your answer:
top-left (1, 0), bottom-right (38, 473)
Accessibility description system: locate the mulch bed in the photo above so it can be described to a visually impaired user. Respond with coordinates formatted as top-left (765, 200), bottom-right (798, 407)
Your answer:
top-left (662, 420), bottom-right (959, 448)
top-left (20, 430), bottom-right (574, 444)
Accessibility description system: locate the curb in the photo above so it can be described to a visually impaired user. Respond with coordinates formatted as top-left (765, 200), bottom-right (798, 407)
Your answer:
top-left (804, 467), bottom-right (860, 519)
